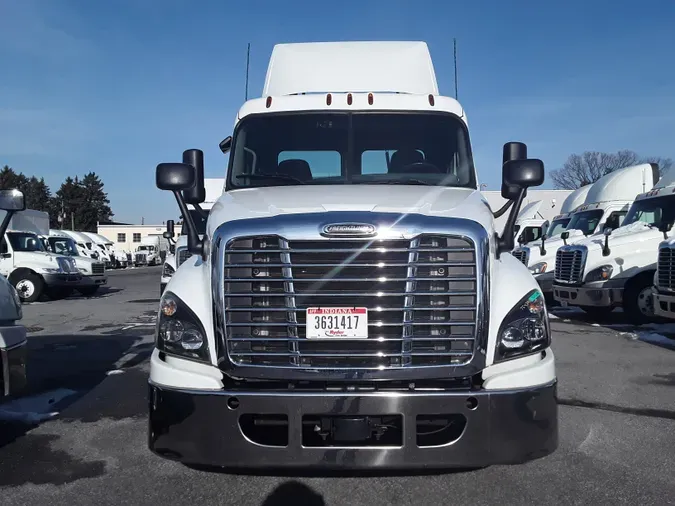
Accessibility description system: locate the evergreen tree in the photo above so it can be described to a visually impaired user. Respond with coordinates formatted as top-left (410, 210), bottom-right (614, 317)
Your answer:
top-left (79, 172), bottom-right (113, 232)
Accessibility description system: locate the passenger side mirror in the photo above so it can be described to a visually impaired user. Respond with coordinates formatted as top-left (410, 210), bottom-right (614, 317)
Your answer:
top-left (603, 227), bottom-right (613, 237)
top-left (658, 221), bottom-right (672, 239)
top-left (502, 159), bottom-right (545, 193)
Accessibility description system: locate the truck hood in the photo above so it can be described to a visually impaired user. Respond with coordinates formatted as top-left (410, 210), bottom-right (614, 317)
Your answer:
top-left (208, 186), bottom-right (494, 234)
top-left (573, 222), bottom-right (666, 277)
top-left (13, 251), bottom-right (77, 271)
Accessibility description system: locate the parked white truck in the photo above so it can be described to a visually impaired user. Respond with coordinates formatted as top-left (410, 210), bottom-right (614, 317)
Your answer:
top-left (134, 236), bottom-right (168, 267)
top-left (512, 164), bottom-right (658, 300)
top-left (0, 209), bottom-right (81, 302)
top-left (0, 190), bottom-right (27, 399)
top-left (44, 230), bottom-right (107, 296)
top-left (655, 237), bottom-right (675, 319)
top-left (553, 167), bottom-right (673, 322)
top-left (82, 232), bottom-right (128, 269)
top-left (149, 41), bottom-right (557, 470)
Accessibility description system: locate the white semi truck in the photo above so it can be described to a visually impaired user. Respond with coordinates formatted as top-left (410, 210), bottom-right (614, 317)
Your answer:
top-left (0, 189), bottom-right (27, 399)
top-left (148, 41), bottom-right (557, 470)
top-left (82, 232), bottom-right (128, 269)
top-left (0, 209), bottom-right (81, 302)
top-left (553, 168), bottom-right (674, 322)
top-left (44, 230), bottom-right (107, 296)
top-left (655, 237), bottom-right (675, 319)
top-left (512, 164), bottom-right (658, 300)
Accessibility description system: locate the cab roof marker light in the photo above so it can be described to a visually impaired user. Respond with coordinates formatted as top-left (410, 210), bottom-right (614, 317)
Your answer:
top-left (326, 93), bottom-right (332, 106)
top-left (266, 96), bottom-right (272, 108)
top-left (347, 93), bottom-right (353, 105)
top-left (368, 93), bottom-right (373, 105)
top-left (428, 94), bottom-right (435, 106)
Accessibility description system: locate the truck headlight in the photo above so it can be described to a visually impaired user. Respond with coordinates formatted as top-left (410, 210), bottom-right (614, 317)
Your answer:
top-left (585, 265), bottom-right (613, 283)
top-left (157, 292), bottom-right (209, 362)
top-left (529, 262), bottom-right (547, 274)
top-left (495, 289), bottom-right (550, 362)
top-left (162, 263), bottom-right (175, 278)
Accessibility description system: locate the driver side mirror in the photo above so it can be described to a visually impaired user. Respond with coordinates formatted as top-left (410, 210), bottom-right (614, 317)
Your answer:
top-left (0, 189), bottom-right (25, 211)
top-left (658, 221), bottom-right (672, 239)
top-left (156, 163), bottom-right (196, 191)
top-left (603, 227), bottom-right (613, 237)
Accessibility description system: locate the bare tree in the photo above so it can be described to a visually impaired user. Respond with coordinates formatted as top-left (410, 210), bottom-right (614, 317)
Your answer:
top-left (550, 150), bottom-right (673, 189)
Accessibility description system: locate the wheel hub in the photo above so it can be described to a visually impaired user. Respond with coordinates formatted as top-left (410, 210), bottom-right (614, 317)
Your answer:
top-left (637, 286), bottom-right (655, 316)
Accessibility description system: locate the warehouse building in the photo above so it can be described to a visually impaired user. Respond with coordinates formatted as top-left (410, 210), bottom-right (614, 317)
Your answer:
top-left (97, 223), bottom-right (173, 253)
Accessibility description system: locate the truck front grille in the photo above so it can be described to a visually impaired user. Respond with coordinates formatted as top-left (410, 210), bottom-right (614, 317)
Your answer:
top-left (135, 253), bottom-right (146, 264)
top-left (223, 235), bottom-right (478, 369)
top-left (657, 245), bottom-right (675, 291)
top-left (511, 248), bottom-right (529, 266)
top-left (92, 263), bottom-right (105, 275)
top-left (177, 247), bottom-right (190, 267)
top-left (555, 247), bottom-right (585, 284)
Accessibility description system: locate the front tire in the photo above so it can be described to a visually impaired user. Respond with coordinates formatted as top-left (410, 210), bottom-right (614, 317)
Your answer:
top-left (11, 272), bottom-right (44, 303)
top-left (623, 273), bottom-right (656, 324)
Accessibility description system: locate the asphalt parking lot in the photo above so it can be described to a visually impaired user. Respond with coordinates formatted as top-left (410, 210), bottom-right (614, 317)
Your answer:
top-left (1, 266), bottom-right (674, 505)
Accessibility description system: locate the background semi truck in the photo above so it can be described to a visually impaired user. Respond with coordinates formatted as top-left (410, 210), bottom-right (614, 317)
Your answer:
top-left (512, 163), bottom-right (659, 300)
top-left (44, 230), bottom-right (107, 296)
top-left (149, 41), bottom-right (557, 470)
top-left (655, 237), bottom-right (675, 319)
top-left (553, 167), bottom-right (674, 322)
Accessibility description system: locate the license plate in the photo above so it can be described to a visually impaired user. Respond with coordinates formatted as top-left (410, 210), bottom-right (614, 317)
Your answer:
top-left (306, 308), bottom-right (368, 339)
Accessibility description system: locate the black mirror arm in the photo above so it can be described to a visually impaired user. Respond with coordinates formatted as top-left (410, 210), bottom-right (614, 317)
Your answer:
top-left (192, 203), bottom-right (208, 219)
top-left (492, 200), bottom-right (514, 219)
top-left (171, 191), bottom-right (201, 255)
top-left (602, 234), bottom-right (611, 257)
top-left (0, 210), bottom-right (16, 241)
top-left (540, 235), bottom-right (547, 256)
top-left (496, 189), bottom-right (526, 258)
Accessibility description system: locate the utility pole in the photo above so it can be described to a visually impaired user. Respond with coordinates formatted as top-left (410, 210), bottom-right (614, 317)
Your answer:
top-left (71, 212), bottom-right (74, 231)
top-left (245, 42), bottom-right (251, 101)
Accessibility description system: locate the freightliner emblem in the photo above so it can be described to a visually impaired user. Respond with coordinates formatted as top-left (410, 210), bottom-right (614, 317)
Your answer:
top-left (321, 223), bottom-right (377, 237)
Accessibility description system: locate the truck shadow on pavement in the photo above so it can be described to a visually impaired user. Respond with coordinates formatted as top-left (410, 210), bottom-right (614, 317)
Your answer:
top-left (0, 331), bottom-right (150, 450)
top-left (261, 481), bottom-right (325, 506)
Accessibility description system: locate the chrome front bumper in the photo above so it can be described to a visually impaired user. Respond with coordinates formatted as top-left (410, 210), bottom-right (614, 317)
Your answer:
top-left (655, 290), bottom-right (675, 319)
top-left (552, 283), bottom-right (623, 308)
top-left (148, 380), bottom-right (558, 470)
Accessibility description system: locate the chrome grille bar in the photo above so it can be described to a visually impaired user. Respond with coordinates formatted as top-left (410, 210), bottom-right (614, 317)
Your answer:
top-left (657, 245), bottom-right (675, 291)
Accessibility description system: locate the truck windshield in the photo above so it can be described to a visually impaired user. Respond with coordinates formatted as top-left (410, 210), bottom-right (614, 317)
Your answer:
top-left (228, 112), bottom-right (476, 189)
top-left (546, 218), bottom-right (571, 237)
top-left (138, 246), bottom-right (154, 251)
top-left (181, 209), bottom-right (207, 236)
top-left (623, 195), bottom-right (675, 229)
top-left (7, 232), bottom-right (46, 252)
top-left (566, 210), bottom-right (603, 236)
top-left (48, 237), bottom-right (80, 256)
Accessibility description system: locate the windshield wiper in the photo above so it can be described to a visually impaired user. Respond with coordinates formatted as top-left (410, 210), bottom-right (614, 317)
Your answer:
top-left (357, 179), bottom-right (435, 186)
top-left (236, 173), bottom-right (306, 185)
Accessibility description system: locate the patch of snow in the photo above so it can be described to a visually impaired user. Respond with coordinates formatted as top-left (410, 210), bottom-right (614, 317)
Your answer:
top-left (548, 312), bottom-right (559, 320)
top-left (635, 331), bottom-right (675, 350)
top-left (591, 323), bottom-right (601, 327)
top-left (0, 388), bottom-right (78, 424)
top-left (106, 369), bottom-right (125, 376)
